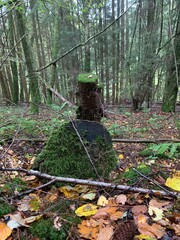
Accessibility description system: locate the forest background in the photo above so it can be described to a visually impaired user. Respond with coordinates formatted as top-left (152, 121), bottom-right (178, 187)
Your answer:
top-left (0, 0), bottom-right (180, 113)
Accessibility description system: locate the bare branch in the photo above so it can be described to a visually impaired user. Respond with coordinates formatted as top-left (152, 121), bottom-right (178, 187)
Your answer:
top-left (0, 167), bottom-right (178, 198)
top-left (112, 138), bottom-right (180, 143)
top-left (132, 168), bottom-right (175, 197)
top-left (35, 1), bottom-right (137, 72)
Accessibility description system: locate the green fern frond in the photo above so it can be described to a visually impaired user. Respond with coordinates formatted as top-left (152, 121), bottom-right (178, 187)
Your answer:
top-left (140, 142), bottom-right (180, 158)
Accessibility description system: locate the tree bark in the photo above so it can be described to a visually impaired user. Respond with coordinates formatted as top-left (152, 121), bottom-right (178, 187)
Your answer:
top-left (15, 0), bottom-right (40, 114)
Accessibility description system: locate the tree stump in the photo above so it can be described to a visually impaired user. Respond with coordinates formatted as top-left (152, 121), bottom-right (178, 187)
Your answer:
top-left (76, 73), bottom-right (103, 122)
top-left (33, 120), bottom-right (116, 180)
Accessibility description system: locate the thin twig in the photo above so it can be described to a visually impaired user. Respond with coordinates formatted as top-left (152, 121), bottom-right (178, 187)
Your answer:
top-left (70, 120), bottom-right (101, 179)
top-left (10, 179), bottom-right (57, 199)
top-left (132, 168), bottom-right (175, 197)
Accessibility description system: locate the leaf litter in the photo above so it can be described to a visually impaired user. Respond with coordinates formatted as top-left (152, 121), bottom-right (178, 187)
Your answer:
top-left (0, 106), bottom-right (180, 239)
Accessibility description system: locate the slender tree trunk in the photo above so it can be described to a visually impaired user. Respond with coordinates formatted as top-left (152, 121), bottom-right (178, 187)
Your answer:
top-left (112, 0), bottom-right (116, 104)
top-left (104, 6), bottom-right (110, 103)
top-left (0, 70), bottom-right (11, 105)
top-left (8, 9), bottom-right (19, 104)
top-left (162, 0), bottom-right (180, 112)
top-left (15, 1), bottom-right (40, 114)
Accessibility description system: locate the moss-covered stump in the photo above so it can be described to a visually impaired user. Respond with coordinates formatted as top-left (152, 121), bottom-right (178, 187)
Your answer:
top-left (76, 73), bottom-right (103, 122)
top-left (33, 120), bottom-right (116, 179)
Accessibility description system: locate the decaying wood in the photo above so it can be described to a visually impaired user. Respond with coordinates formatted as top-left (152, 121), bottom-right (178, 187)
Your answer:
top-left (0, 167), bottom-right (179, 198)
top-left (6, 138), bottom-right (180, 143)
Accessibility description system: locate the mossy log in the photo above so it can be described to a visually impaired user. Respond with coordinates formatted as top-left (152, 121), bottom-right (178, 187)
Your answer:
top-left (33, 120), bottom-right (117, 180)
top-left (76, 73), bottom-right (103, 122)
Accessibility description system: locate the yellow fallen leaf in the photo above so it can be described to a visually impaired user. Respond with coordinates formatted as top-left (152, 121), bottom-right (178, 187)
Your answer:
top-left (118, 154), bottom-right (124, 160)
top-left (59, 185), bottom-right (79, 199)
top-left (165, 174), bottom-right (180, 191)
top-left (75, 204), bottom-right (98, 217)
top-left (0, 222), bottom-right (12, 240)
top-left (135, 234), bottom-right (156, 240)
top-left (97, 195), bottom-right (108, 206)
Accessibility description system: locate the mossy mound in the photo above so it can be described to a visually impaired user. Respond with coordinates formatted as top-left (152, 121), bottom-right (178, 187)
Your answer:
top-left (33, 120), bottom-right (117, 179)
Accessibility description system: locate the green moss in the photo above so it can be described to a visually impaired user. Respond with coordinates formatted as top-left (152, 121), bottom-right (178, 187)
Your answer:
top-left (0, 198), bottom-right (14, 217)
top-left (34, 121), bottom-right (116, 179)
top-left (122, 164), bottom-right (152, 184)
top-left (29, 218), bottom-right (69, 240)
top-left (77, 73), bottom-right (98, 83)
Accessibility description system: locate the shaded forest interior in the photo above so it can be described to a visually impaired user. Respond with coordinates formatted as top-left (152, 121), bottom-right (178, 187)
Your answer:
top-left (0, 0), bottom-right (180, 113)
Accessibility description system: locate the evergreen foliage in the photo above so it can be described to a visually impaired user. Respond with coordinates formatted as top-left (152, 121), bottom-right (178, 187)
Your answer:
top-left (140, 143), bottom-right (180, 159)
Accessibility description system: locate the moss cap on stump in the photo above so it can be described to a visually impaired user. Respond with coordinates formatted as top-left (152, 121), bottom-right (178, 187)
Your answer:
top-left (33, 120), bottom-right (117, 180)
top-left (77, 73), bottom-right (98, 83)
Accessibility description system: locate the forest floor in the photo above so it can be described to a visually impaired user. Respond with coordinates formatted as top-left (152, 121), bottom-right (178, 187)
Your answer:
top-left (0, 105), bottom-right (180, 240)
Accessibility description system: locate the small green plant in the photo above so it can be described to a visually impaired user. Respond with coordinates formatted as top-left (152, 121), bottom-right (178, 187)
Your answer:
top-left (140, 142), bottom-right (180, 159)
top-left (108, 123), bottom-right (123, 137)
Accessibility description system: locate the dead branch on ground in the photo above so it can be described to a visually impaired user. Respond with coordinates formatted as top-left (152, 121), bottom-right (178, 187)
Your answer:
top-left (0, 167), bottom-right (178, 198)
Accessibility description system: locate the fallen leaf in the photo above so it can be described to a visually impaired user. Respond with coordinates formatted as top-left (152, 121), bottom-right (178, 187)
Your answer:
top-left (81, 192), bottom-right (96, 201)
top-left (172, 223), bottom-right (180, 236)
top-left (148, 206), bottom-right (163, 221)
top-left (0, 222), bottom-right (12, 240)
top-left (78, 220), bottom-right (99, 239)
top-left (75, 204), bottom-right (98, 217)
top-left (165, 172), bottom-right (180, 191)
top-left (59, 186), bottom-right (79, 199)
top-left (137, 215), bottom-right (165, 239)
top-left (53, 216), bottom-right (62, 231)
top-left (149, 199), bottom-right (170, 209)
top-left (97, 195), bottom-right (108, 206)
top-left (7, 213), bottom-right (29, 229)
top-left (118, 154), bottom-right (124, 160)
top-left (97, 226), bottom-right (114, 240)
top-left (135, 234), bottom-right (156, 240)
top-left (115, 194), bottom-right (127, 205)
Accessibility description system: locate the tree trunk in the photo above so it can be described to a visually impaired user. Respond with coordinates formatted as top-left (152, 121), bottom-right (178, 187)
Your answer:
top-left (162, 0), bottom-right (180, 112)
top-left (15, 1), bottom-right (40, 114)
top-left (8, 9), bottom-right (19, 104)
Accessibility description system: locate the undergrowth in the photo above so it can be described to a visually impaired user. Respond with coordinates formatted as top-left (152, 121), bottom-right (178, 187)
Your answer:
top-left (140, 142), bottom-right (180, 159)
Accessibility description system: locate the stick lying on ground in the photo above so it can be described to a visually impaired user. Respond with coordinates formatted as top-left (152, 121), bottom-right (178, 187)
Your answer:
top-left (0, 168), bottom-right (179, 198)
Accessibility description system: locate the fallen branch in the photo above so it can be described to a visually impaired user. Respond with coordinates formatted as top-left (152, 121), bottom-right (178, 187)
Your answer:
top-left (112, 138), bottom-right (180, 143)
top-left (11, 179), bottom-right (57, 199)
top-left (5, 138), bottom-right (180, 143)
top-left (0, 168), bottom-right (179, 198)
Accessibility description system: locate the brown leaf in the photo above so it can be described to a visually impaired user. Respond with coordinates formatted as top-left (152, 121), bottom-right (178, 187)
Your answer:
top-left (97, 226), bottom-right (114, 240)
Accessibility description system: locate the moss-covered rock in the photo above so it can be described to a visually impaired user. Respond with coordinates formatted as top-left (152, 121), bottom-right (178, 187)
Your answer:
top-left (33, 120), bottom-right (117, 179)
